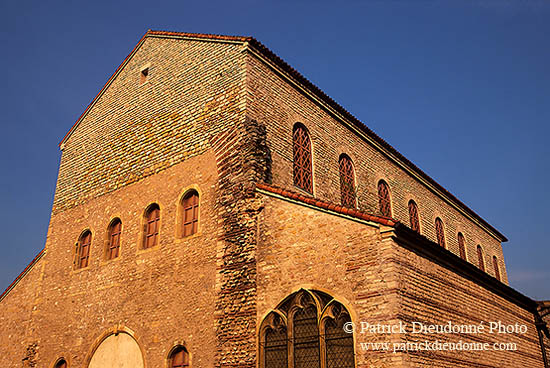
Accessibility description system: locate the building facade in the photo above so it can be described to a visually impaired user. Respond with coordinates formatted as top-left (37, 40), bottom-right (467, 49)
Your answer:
top-left (0, 30), bottom-right (548, 367)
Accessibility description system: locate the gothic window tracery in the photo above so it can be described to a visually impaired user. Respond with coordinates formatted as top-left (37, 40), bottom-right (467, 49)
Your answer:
top-left (339, 155), bottom-right (356, 208)
top-left (293, 124), bottom-right (313, 193)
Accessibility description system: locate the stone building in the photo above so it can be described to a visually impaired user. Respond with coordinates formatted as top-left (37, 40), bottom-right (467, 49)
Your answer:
top-left (0, 30), bottom-right (548, 368)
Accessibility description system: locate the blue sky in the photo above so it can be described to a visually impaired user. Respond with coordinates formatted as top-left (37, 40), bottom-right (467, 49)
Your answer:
top-left (1, 0), bottom-right (549, 299)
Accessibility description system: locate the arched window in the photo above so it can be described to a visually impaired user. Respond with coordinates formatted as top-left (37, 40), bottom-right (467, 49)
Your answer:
top-left (55, 359), bottom-right (67, 368)
top-left (435, 218), bottom-right (445, 248)
top-left (107, 218), bottom-right (122, 260)
top-left (293, 124), bottom-right (313, 193)
top-left (181, 190), bottom-right (199, 237)
top-left (144, 204), bottom-right (160, 248)
top-left (169, 346), bottom-right (190, 368)
top-left (75, 230), bottom-right (92, 269)
top-left (457, 232), bottom-right (466, 260)
top-left (493, 256), bottom-right (501, 281)
top-left (477, 245), bottom-right (485, 271)
top-left (259, 289), bottom-right (355, 368)
top-left (338, 155), bottom-right (356, 208)
top-left (377, 180), bottom-right (391, 217)
top-left (408, 200), bottom-right (420, 233)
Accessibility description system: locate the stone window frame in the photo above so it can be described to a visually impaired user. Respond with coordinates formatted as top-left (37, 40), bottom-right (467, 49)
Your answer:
top-left (377, 179), bottom-right (392, 218)
top-left (292, 123), bottom-right (314, 194)
top-left (477, 245), bottom-right (485, 272)
top-left (167, 344), bottom-right (191, 368)
top-left (176, 187), bottom-right (201, 239)
top-left (457, 232), bottom-right (467, 261)
top-left (141, 203), bottom-right (161, 250)
top-left (104, 217), bottom-right (122, 261)
top-left (435, 217), bottom-right (446, 248)
top-left (492, 255), bottom-right (501, 281)
top-left (258, 288), bottom-right (356, 368)
top-left (74, 229), bottom-right (93, 270)
top-left (338, 154), bottom-right (357, 209)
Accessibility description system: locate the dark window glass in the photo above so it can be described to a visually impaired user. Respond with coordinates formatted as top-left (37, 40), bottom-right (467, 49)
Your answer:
top-left (265, 327), bottom-right (288, 368)
top-left (182, 191), bottom-right (199, 237)
top-left (144, 204), bottom-right (160, 248)
top-left (377, 180), bottom-right (391, 217)
top-left (325, 315), bottom-right (354, 368)
top-left (339, 155), bottom-right (356, 208)
top-left (293, 124), bottom-right (313, 193)
top-left (55, 359), bottom-right (67, 368)
top-left (170, 347), bottom-right (189, 368)
top-left (435, 218), bottom-right (445, 248)
top-left (107, 219), bottom-right (122, 260)
top-left (294, 307), bottom-right (320, 368)
top-left (408, 200), bottom-right (420, 233)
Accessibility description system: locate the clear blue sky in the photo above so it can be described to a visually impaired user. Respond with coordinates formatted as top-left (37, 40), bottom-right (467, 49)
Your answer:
top-left (1, 1), bottom-right (549, 299)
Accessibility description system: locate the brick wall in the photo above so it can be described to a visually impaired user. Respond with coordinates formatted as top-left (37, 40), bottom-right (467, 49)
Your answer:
top-left (245, 51), bottom-right (507, 284)
top-left (257, 194), bottom-right (545, 367)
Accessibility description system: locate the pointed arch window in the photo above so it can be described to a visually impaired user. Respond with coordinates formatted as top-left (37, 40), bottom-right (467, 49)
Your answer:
top-left (259, 289), bottom-right (355, 368)
top-left (457, 232), bottom-right (466, 260)
top-left (144, 204), bottom-right (160, 248)
top-left (339, 155), bottom-right (356, 208)
top-left (170, 346), bottom-right (189, 368)
top-left (477, 245), bottom-right (485, 271)
top-left (408, 200), bottom-right (420, 233)
top-left (55, 359), bottom-right (67, 368)
top-left (181, 190), bottom-right (199, 237)
top-left (377, 180), bottom-right (391, 217)
top-left (75, 230), bottom-right (92, 269)
top-left (493, 256), bottom-right (501, 281)
top-left (435, 218), bottom-right (445, 248)
top-left (107, 218), bottom-right (122, 260)
top-left (293, 124), bottom-right (313, 193)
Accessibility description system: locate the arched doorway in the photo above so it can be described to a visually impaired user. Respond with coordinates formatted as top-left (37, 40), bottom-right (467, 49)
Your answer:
top-left (88, 332), bottom-right (144, 368)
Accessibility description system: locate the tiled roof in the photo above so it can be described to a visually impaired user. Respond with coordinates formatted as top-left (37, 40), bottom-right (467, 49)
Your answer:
top-left (256, 182), bottom-right (398, 227)
top-left (58, 30), bottom-right (507, 242)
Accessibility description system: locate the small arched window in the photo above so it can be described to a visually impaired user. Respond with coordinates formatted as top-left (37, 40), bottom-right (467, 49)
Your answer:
top-left (144, 204), bottom-right (160, 248)
top-left (493, 256), bottom-right (501, 281)
top-left (377, 180), bottom-right (391, 217)
top-left (75, 230), bottom-right (92, 269)
top-left (408, 200), bottom-right (420, 233)
top-left (107, 218), bottom-right (122, 260)
top-left (457, 232), bottom-right (466, 260)
top-left (55, 359), bottom-right (67, 368)
top-left (339, 154), bottom-right (356, 208)
top-left (181, 190), bottom-right (199, 237)
top-left (477, 245), bottom-right (485, 271)
top-left (170, 346), bottom-right (189, 368)
top-left (435, 218), bottom-right (445, 248)
top-left (293, 123), bottom-right (313, 193)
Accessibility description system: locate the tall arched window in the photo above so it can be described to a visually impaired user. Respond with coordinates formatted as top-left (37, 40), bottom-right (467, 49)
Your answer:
top-left (457, 232), bottom-right (466, 260)
top-left (75, 230), bottom-right (92, 269)
top-left (435, 218), bottom-right (445, 248)
top-left (259, 289), bottom-right (355, 368)
top-left (377, 180), bottom-right (391, 217)
top-left (55, 359), bottom-right (67, 368)
top-left (144, 204), bottom-right (160, 248)
top-left (477, 245), bottom-right (485, 271)
top-left (338, 154), bottom-right (356, 208)
top-left (293, 124), bottom-right (313, 193)
top-left (107, 218), bottom-right (122, 260)
top-left (169, 346), bottom-right (190, 368)
top-left (181, 190), bottom-right (199, 237)
top-left (408, 200), bottom-right (420, 233)
top-left (493, 256), bottom-right (501, 281)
